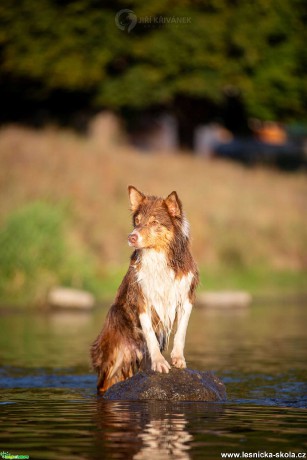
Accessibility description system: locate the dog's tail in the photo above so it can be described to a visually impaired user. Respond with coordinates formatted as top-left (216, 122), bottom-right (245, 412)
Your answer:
top-left (90, 307), bottom-right (144, 393)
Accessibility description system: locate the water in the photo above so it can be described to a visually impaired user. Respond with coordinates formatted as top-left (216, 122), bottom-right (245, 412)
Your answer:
top-left (0, 302), bottom-right (306, 459)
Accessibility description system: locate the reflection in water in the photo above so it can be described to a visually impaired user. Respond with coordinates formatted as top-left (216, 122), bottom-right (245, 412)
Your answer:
top-left (94, 399), bottom-right (225, 460)
top-left (134, 416), bottom-right (192, 460)
top-left (186, 302), bottom-right (307, 375)
top-left (48, 310), bottom-right (92, 330)
top-left (0, 392), bottom-right (306, 459)
top-left (0, 302), bottom-right (306, 459)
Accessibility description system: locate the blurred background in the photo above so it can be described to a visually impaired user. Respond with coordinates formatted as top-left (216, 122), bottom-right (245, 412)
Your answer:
top-left (0, 0), bottom-right (306, 307)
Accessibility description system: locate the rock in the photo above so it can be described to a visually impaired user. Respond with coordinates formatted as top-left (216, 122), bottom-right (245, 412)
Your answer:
top-left (103, 368), bottom-right (226, 401)
top-left (197, 291), bottom-right (252, 308)
top-left (48, 287), bottom-right (95, 310)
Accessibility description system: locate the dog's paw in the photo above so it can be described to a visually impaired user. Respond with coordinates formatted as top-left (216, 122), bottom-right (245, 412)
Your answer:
top-left (151, 355), bottom-right (171, 373)
top-left (171, 354), bottom-right (186, 369)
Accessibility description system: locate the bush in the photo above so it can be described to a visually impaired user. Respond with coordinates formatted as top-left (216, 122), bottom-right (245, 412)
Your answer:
top-left (0, 201), bottom-right (98, 306)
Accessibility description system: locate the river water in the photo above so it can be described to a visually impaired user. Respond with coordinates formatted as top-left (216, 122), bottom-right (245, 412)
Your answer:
top-left (0, 301), bottom-right (306, 459)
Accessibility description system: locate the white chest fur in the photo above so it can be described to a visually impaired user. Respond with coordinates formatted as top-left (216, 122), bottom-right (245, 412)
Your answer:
top-left (136, 249), bottom-right (193, 331)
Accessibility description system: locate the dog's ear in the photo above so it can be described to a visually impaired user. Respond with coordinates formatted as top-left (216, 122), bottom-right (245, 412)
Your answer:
top-left (165, 191), bottom-right (182, 217)
top-left (128, 186), bottom-right (145, 212)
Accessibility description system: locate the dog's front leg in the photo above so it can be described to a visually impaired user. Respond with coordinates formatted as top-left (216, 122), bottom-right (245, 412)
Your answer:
top-left (171, 300), bottom-right (193, 369)
top-left (139, 312), bottom-right (171, 373)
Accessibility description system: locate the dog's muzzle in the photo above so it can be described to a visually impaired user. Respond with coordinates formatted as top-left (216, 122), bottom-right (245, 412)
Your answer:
top-left (128, 230), bottom-right (139, 247)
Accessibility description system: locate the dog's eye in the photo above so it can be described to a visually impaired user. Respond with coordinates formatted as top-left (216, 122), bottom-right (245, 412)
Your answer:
top-left (135, 216), bottom-right (141, 226)
top-left (152, 220), bottom-right (160, 225)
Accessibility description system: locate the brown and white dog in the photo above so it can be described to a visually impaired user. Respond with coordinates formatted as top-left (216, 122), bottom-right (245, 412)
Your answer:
top-left (91, 186), bottom-right (199, 392)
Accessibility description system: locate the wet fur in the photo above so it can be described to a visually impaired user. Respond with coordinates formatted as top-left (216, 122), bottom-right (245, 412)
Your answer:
top-left (91, 187), bottom-right (199, 392)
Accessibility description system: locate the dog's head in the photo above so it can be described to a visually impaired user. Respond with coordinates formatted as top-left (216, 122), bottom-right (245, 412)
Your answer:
top-left (127, 186), bottom-right (189, 250)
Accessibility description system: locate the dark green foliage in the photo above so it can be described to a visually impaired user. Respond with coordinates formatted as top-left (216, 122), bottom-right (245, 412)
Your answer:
top-left (0, 0), bottom-right (306, 121)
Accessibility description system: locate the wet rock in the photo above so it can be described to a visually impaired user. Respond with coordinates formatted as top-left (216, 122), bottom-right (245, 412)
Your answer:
top-left (103, 368), bottom-right (226, 401)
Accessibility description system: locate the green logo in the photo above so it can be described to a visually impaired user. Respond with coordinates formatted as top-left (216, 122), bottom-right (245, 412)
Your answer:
top-left (0, 452), bottom-right (29, 459)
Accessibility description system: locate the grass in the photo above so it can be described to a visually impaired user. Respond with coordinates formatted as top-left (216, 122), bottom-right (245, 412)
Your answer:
top-left (96, 267), bottom-right (307, 302)
top-left (0, 200), bottom-right (99, 305)
top-left (0, 123), bottom-right (306, 306)
top-left (199, 267), bottom-right (307, 296)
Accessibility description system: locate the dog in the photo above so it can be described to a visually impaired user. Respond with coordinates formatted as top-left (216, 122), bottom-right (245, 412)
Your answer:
top-left (91, 186), bottom-right (199, 392)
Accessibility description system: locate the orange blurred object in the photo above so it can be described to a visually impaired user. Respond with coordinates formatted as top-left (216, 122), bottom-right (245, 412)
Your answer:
top-left (255, 121), bottom-right (287, 144)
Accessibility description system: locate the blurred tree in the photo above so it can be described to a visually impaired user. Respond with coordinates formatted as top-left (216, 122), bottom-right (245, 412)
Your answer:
top-left (0, 0), bottom-right (306, 123)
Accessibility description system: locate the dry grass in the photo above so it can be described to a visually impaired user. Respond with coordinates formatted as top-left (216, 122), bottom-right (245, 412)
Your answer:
top-left (0, 124), bottom-right (306, 298)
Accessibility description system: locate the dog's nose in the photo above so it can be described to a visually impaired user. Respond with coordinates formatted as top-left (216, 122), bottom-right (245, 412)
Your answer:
top-left (128, 232), bottom-right (138, 245)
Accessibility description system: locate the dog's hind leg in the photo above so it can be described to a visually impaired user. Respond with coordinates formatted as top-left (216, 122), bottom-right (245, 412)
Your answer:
top-left (95, 341), bottom-right (144, 393)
